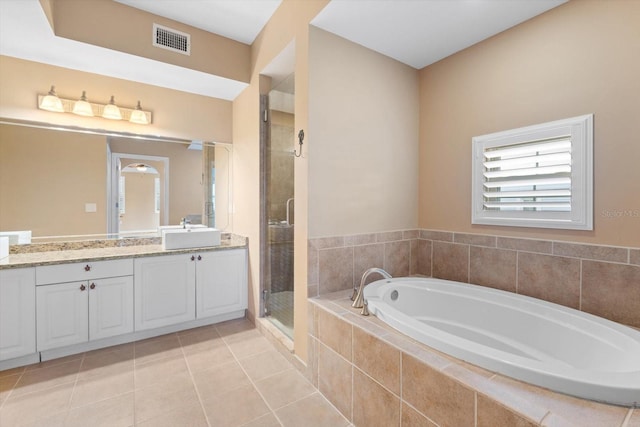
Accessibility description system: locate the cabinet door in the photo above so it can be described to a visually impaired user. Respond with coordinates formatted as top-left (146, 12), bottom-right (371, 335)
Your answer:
top-left (36, 282), bottom-right (88, 351)
top-left (0, 268), bottom-right (36, 361)
top-left (89, 276), bottom-right (134, 341)
top-left (134, 254), bottom-right (196, 331)
top-left (196, 249), bottom-right (248, 318)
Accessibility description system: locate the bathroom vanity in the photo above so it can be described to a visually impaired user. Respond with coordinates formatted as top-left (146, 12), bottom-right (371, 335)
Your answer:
top-left (0, 235), bottom-right (247, 370)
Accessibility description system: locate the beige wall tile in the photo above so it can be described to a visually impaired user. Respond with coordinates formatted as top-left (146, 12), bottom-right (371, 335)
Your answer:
top-left (353, 368), bottom-right (400, 427)
top-left (469, 246), bottom-right (517, 292)
top-left (385, 240), bottom-right (411, 277)
top-left (378, 231), bottom-right (404, 242)
top-left (410, 239), bottom-right (419, 275)
top-left (454, 233), bottom-right (496, 247)
top-left (631, 249), bottom-right (640, 265)
top-left (310, 236), bottom-right (345, 250)
top-left (420, 230), bottom-right (454, 241)
top-left (352, 327), bottom-right (400, 395)
top-left (581, 261), bottom-right (640, 327)
top-left (432, 241), bottom-right (469, 282)
top-left (401, 402), bottom-right (438, 426)
top-left (354, 243), bottom-right (385, 287)
top-left (403, 229), bottom-right (420, 239)
top-left (318, 246), bottom-right (354, 294)
top-left (345, 233), bottom-right (377, 246)
top-left (306, 335), bottom-right (319, 387)
top-left (318, 344), bottom-right (353, 421)
top-left (308, 241), bottom-right (319, 286)
top-left (477, 394), bottom-right (537, 427)
top-left (308, 283), bottom-right (319, 298)
top-left (489, 375), bottom-right (628, 427)
top-left (401, 354), bottom-right (475, 427)
top-left (496, 237), bottom-right (552, 254)
top-left (517, 252), bottom-right (580, 309)
top-left (417, 239), bottom-right (432, 276)
top-left (317, 309), bottom-right (352, 361)
top-left (553, 242), bottom-right (628, 263)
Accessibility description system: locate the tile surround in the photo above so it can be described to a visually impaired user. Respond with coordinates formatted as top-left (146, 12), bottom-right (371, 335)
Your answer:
top-left (309, 229), bottom-right (640, 328)
top-left (308, 293), bottom-right (633, 427)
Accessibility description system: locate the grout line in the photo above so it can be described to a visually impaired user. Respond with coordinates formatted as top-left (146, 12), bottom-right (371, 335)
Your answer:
top-left (620, 407), bottom-right (633, 427)
top-left (539, 410), bottom-right (553, 425)
top-left (176, 332), bottom-right (213, 427)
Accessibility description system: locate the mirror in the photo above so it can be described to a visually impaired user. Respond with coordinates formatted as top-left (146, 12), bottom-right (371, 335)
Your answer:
top-left (0, 118), bottom-right (232, 244)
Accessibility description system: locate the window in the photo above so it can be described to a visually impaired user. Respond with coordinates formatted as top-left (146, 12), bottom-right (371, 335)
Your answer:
top-left (472, 114), bottom-right (593, 230)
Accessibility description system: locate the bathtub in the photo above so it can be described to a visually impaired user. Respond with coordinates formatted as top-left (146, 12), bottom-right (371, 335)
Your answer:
top-left (363, 277), bottom-right (640, 407)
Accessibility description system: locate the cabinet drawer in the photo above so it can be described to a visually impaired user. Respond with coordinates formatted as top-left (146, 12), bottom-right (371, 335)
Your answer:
top-left (36, 259), bottom-right (133, 285)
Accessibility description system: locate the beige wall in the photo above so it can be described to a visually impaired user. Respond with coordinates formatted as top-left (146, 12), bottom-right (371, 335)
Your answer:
top-left (0, 123), bottom-right (107, 237)
top-left (232, 0), bottom-right (329, 362)
top-left (49, 0), bottom-right (250, 83)
top-left (418, 0), bottom-right (640, 247)
top-left (308, 27), bottom-right (419, 238)
top-left (0, 56), bottom-right (233, 143)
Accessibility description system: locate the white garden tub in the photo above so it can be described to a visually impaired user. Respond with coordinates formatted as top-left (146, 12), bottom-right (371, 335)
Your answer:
top-left (363, 277), bottom-right (640, 406)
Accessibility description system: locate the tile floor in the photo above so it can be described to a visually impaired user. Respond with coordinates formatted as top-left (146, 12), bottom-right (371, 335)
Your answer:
top-left (0, 318), bottom-right (350, 427)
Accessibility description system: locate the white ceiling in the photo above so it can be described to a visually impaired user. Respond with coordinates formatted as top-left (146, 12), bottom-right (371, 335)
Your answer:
top-left (0, 0), bottom-right (567, 100)
top-left (312, 0), bottom-right (567, 69)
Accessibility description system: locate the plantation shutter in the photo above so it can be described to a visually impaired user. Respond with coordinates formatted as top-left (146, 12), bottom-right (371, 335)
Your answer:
top-left (482, 137), bottom-right (572, 212)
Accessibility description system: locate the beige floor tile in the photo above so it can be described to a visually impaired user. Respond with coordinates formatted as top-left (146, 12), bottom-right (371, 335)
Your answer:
top-left (215, 318), bottom-right (255, 337)
top-left (254, 369), bottom-right (316, 410)
top-left (0, 366), bottom-right (26, 379)
top-left (136, 401), bottom-right (208, 427)
top-left (135, 333), bottom-right (183, 365)
top-left (134, 372), bottom-right (199, 423)
top-left (184, 342), bottom-right (236, 373)
top-left (239, 349), bottom-right (292, 382)
top-left (11, 359), bottom-right (81, 397)
top-left (179, 329), bottom-right (225, 355)
top-left (0, 373), bottom-right (21, 407)
top-left (78, 346), bottom-right (134, 380)
top-left (193, 361), bottom-right (252, 399)
top-left (0, 382), bottom-right (73, 427)
top-left (70, 370), bottom-right (134, 408)
top-left (240, 412), bottom-right (282, 427)
top-left (65, 392), bottom-right (134, 427)
top-left (24, 354), bottom-right (83, 371)
top-left (201, 383), bottom-right (270, 426)
top-left (225, 332), bottom-right (275, 359)
top-left (275, 392), bottom-right (349, 427)
top-left (135, 354), bottom-right (189, 389)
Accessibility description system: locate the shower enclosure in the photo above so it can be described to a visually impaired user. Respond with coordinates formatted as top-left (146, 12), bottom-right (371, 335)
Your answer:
top-left (261, 73), bottom-right (295, 338)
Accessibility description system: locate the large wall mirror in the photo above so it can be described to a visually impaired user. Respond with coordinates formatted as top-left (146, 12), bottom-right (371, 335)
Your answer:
top-left (0, 118), bottom-right (232, 244)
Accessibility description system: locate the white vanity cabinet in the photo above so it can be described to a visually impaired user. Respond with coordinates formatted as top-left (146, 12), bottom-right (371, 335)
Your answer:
top-left (0, 268), bottom-right (36, 361)
top-left (35, 259), bottom-right (134, 351)
top-left (135, 249), bottom-right (247, 330)
top-left (196, 249), bottom-right (247, 318)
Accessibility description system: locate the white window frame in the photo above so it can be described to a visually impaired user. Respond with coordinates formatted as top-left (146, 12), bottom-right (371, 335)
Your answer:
top-left (472, 114), bottom-right (593, 230)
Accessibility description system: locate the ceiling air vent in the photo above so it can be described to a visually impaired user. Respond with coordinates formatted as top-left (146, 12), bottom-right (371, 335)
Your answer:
top-left (153, 23), bottom-right (190, 55)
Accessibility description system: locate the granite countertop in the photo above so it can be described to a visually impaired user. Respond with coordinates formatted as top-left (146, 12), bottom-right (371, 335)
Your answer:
top-left (0, 234), bottom-right (247, 270)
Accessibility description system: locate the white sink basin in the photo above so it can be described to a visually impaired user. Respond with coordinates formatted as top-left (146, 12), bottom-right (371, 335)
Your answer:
top-left (162, 227), bottom-right (221, 250)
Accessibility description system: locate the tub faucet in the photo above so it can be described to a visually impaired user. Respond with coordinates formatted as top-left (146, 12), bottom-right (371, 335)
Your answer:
top-left (352, 267), bottom-right (391, 316)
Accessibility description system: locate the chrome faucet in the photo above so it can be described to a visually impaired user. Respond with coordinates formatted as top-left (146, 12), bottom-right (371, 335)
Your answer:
top-left (351, 267), bottom-right (391, 315)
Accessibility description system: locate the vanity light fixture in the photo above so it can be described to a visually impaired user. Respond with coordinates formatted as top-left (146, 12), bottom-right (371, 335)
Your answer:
top-left (39, 85), bottom-right (64, 113)
top-left (37, 86), bottom-right (152, 124)
top-left (129, 101), bottom-right (148, 125)
top-left (102, 95), bottom-right (122, 120)
top-left (72, 91), bottom-right (94, 117)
